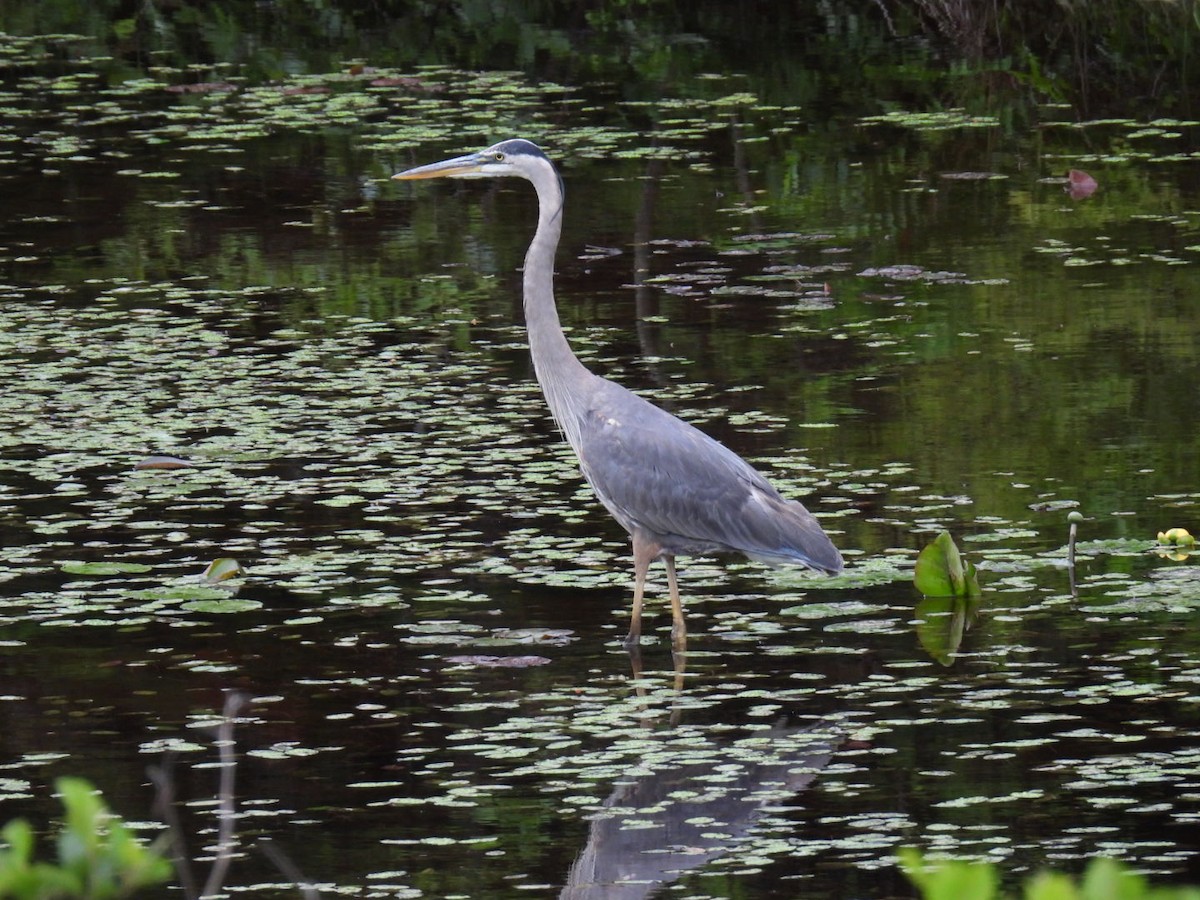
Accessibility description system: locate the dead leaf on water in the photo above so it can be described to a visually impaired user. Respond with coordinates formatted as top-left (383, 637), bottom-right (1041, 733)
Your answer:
top-left (165, 82), bottom-right (237, 94)
top-left (134, 455), bottom-right (193, 470)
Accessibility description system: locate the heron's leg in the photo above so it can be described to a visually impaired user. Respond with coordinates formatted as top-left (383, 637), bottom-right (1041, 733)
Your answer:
top-left (669, 644), bottom-right (687, 724)
top-left (665, 554), bottom-right (686, 649)
top-left (624, 532), bottom-right (658, 649)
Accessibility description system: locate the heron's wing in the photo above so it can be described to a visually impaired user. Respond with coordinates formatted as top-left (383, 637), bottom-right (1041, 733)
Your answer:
top-left (571, 379), bottom-right (841, 572)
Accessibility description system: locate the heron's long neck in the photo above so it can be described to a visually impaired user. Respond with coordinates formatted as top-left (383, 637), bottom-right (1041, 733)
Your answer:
top-left (524, 168), bottom-right (592, 445)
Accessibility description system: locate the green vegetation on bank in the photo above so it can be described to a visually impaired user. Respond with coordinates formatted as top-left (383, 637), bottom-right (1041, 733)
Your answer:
top-left (902, 849), bottom-right (1200, 900)
top-left (0, 779), bottom-right (169, 900)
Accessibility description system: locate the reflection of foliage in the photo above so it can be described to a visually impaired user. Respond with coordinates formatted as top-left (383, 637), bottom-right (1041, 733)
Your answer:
top-left (914, 593), bottom-right (979, 665)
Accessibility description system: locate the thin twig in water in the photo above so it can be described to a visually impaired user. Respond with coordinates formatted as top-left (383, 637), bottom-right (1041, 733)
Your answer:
top-left (155, 691), bottom-right (318, 898)
top-left (200, 690), bottom-right (249, 899)
top-left (148, 752), bottom-right (199, 900)
top-left (259, 838), bottom-right (322, 900)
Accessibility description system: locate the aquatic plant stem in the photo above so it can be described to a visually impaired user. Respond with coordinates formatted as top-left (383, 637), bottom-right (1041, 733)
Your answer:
top-left (201, 691), bottom-right (248, 900)
top-left (1067, 512), bottom-right (1083, 599)
top-left (259, 838), bottom-right (321, 900)
top-left (149, 753), bottom-right (199, 900)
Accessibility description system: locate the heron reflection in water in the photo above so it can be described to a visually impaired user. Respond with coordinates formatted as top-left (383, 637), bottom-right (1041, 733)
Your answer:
top-left (559, 718), bottom-right (837, 899)
top-left (394, 140), bottom-right (842, 648)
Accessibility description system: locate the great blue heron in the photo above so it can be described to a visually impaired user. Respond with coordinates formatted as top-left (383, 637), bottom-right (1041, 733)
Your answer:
top-left (394, 139), bottom-right (842, 648)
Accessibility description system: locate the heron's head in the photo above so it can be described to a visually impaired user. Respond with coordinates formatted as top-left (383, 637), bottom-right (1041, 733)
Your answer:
top-left (392, 139), bottom-right (549, 182)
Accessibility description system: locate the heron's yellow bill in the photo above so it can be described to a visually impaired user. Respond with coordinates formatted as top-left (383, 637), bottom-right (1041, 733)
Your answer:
top-left (392, 152), bottom-right (487, 181)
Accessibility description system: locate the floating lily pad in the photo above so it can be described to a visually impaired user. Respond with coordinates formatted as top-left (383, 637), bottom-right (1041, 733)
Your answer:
top-left (443, 655), bottom-right (552, 668)
top-left (180, 598), bottom-right (263, 613)
top-left (60, 561), bottom-right (153, 576)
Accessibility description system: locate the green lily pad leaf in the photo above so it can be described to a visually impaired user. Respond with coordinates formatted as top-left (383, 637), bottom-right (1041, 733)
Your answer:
top-left (1072, 537), bottom-right (1157, 556)
top-left (203, 558), bottom-right (244, 583)
top-left (913, 531), bottom-right (981, 598)
top-left (443, 655), bottom-right (552, 668)
top-left (181, 598), bottom-right (263, 613)
top-left (488, 628), bottom-right (574, 645)
top-left (129, 585), bottom-right (230, 602)
top-left (61, 561), bottom-right (153, 576)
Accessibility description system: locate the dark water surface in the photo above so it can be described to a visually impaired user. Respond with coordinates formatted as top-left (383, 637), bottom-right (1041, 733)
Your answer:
top-left (1, 20), bottom-right (1199, 900)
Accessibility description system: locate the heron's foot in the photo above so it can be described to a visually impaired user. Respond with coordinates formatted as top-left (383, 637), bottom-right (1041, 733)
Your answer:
top-left (622, 630), bottom-right (641, 650)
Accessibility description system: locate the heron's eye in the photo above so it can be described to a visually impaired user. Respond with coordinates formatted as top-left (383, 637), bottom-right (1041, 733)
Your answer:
top-left (493, 151), bottom-right (505, 161)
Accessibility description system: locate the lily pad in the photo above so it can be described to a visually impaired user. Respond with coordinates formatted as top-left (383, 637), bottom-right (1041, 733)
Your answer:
top-left (60, 561), bottom-right (153, 576)
top-left (180, 598), bottom-right (263, 613)
top-left (442, 655), bottom-right (553, 668)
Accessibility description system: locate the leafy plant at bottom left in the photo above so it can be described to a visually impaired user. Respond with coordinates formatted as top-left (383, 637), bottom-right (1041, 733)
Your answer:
top-left (0, 777), bottom-right (171, 899)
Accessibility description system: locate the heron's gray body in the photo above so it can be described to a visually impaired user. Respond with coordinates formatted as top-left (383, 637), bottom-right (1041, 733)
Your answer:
top-left (571, 374), bottom-right (840, 569)
top-left (395, 138), bottom-right (842, 646)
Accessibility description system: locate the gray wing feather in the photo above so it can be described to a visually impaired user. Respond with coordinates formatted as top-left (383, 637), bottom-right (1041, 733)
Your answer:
top-left (570, 379), bottom-right (841, 572)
